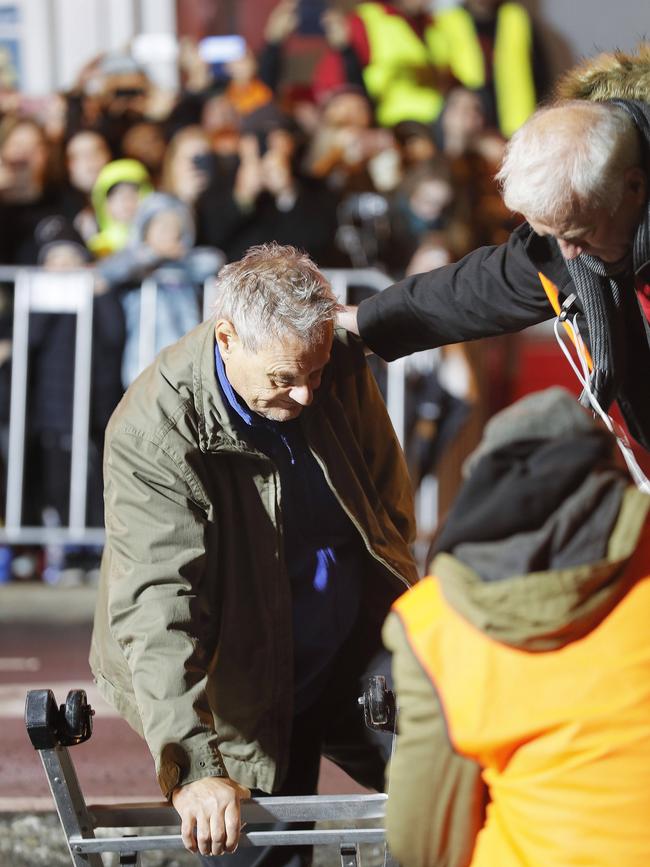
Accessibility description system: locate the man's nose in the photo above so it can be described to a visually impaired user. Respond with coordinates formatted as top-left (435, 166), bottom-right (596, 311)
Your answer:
top-left (557, 238), bottom-right (583, 260)
top-left (289, 384), bottom-right (313, 406)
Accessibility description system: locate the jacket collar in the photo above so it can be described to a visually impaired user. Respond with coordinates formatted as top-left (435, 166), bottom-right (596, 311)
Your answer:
top-left (432, 484), bottom-right (650, 651)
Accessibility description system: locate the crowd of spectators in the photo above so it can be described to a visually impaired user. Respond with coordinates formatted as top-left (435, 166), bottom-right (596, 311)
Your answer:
top-left (0, 0), bottom-right (549, 582)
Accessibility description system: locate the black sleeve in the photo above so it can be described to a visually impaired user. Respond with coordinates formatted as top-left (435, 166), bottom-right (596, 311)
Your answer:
top-left (531, 21), bottom-right (552, 102)
top-left (358, 227), bottom-right (559, 361)
top-left (92, 289), bottom-right (126, 351)
top-left (340, 45), bottom-right (369, 96)
top-left (258, 41), bottom-right (283, 92)
top-left (195, 181), bottom-right (253, 253)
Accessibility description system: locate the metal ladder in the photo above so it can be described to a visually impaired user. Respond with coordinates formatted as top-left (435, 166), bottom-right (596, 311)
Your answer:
top-left (25, 681), bottom-right (398, 867)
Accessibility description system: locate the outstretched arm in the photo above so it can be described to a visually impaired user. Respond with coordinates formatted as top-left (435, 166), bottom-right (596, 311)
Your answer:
top-left (352, 228), bottom-right (559, 361)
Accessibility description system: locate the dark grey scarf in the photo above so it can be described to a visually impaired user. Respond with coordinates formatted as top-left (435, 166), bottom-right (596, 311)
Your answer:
top-left (563, 99), bottom-right (650, 412)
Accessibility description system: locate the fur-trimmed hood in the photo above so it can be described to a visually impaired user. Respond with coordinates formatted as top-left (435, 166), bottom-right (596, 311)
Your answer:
top-left (554, 43), bottom-right (650, 103)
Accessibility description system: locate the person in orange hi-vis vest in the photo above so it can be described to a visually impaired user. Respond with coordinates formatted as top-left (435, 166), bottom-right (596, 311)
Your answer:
top-left (383, 386), bottom-right (650, 867)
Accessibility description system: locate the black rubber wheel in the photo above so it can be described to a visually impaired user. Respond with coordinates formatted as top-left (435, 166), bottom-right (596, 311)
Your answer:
top-left (24, 689), bottom-right (59, 749)
top-left (62, 689), bottom-right (93, 744)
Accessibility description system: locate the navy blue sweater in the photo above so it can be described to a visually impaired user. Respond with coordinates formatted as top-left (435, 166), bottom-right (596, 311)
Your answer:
top-left (215, 346), bottom-right (362, 713)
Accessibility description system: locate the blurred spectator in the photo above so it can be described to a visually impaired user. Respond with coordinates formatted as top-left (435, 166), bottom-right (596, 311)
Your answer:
top-left (121, 120), bottom-right (167, 185)
top-left (435, 84), bottom-right (503, 161)
top-left (436, 0), bottom-right (548, 137)
top-left (224, 44), bottom-right (275, 117)
top-left (402, 234), bottom-right (476, 490)
top-left (197, 104), bottom-right (341, 265)
top-left (160, 124), bottom-right (215, 210)
top-left (0, 116), bottom-right (64, 264)
top-left (200, 87), bottom-right (242, 158)
top-left (313, 1), bottom-right (450, 126)
top-left (167, 18), bottom-right (288, 143)
top-left (435, 86), bottom-right (514, 245)
top-left (88, 158), bottom-right (152, 258)
top-left (304, 85), bottom-right (398, 194)
top-left (25, 216), bottom-right (125, 532)
top-left (89, 51), bottom-right (153, 153)
top-left (393, 120), bottom-right (438, 171)
top-left (386, 159), bottom-right (471, 275)
top-left (97, 192), bottom-right (221, 387)
top-left (60, 129), bottom-right (112, 240)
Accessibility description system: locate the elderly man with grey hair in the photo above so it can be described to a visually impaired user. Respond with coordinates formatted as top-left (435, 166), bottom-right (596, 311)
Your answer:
top-left (339, 45), bottom-right (650, 451)
top-left (90, 243), bottom-right (418, 864)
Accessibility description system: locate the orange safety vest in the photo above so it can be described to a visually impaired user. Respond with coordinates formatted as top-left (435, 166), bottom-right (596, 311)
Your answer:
top-left (393, 525), bottom-right (650, 866)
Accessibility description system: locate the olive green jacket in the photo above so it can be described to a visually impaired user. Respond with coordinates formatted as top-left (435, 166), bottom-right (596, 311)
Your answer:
top-left (90, 317), bottom-right (417, 798)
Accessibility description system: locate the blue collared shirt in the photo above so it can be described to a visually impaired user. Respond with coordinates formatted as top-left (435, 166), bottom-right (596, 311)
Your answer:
top-left (215, 346), bottom-right (362, 713)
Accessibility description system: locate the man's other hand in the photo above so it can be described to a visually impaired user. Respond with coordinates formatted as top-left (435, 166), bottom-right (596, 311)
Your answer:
top-left (172, 776), bottom-right (251, 856)
top-left (336, 304), bottom-right (360, 336)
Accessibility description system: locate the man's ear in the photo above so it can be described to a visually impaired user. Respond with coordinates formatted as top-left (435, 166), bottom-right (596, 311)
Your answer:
top-left (215, 319), bottom-right (239, 356)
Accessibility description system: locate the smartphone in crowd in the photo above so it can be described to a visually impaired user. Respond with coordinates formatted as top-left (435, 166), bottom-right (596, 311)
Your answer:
top-left (297, 0), bottom-right (328, 36)
top-left (198, 35), bottom-right (246, 79)
top-left (131, 33), bottom-right (179, 65)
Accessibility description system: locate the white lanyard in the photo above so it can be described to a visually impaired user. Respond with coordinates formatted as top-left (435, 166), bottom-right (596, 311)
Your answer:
top-left (552, 309), bottom-right (650, 494)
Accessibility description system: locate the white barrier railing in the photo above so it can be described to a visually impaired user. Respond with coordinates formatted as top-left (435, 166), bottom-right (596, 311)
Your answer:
top-left (323, 268), bottom-right (406, 448)
top-left (0, 266), bottom-right (100, 546)
top-left (0, 266), bottom-right (404, 547)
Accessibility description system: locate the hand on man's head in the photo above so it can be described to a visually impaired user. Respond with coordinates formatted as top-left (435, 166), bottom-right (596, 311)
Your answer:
top-left (335, 304), bottom-right (360, 337)
top-left (172, 775), bottom-right (251, 856)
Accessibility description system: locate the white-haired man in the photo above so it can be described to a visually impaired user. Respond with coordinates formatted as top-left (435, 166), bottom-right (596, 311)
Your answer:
top-left (90, 243), bottom-right (417, 863)
top-left (339, 47), bottom-right (650, 449)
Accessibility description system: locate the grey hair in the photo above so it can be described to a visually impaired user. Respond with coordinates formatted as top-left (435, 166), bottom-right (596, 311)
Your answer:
top-left (496, 101), bottom-right (641, 226)
top-left (211, 243), bottom-right (337, 351)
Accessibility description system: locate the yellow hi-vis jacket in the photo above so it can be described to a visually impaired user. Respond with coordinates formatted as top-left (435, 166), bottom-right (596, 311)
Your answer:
top-left (436, 2), bottom-right (537, 137)
top-left (356, 2), bottom-right (448, 127)
top-left (392, 524), bottom-right (650, 866)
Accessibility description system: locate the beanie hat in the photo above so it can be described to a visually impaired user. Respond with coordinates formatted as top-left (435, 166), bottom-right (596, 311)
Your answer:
top-left (34, 216), bottom-right (92, 265)
top-left (463, 387), bottom-right (601, 477)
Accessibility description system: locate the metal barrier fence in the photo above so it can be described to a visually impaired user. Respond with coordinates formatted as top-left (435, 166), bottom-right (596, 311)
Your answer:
top-left (0, 266), bottom-right (404, 548)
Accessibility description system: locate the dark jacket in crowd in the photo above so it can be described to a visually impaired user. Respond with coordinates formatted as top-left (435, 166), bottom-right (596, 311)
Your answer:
top-left (28, 288), bottom-right (125, 435)
top-left (197, 176), bottom-right (343, 267)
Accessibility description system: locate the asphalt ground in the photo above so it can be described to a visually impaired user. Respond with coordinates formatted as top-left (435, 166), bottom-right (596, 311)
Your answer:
top-left (0, 584), bottom-right (380, 867)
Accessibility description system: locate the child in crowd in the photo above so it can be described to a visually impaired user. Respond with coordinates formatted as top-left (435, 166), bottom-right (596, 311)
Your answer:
top-left (97, 192), bottom-right (223, 387)
top-left (87, 158), bottom-right (152, 258)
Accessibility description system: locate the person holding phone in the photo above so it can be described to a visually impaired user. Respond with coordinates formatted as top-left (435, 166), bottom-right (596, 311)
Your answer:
top-left (195, 103), bottom-right (342, 266)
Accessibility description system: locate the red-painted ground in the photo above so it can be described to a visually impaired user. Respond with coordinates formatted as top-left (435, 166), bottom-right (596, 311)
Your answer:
top-left (1, 620), bottom-right (368, 811)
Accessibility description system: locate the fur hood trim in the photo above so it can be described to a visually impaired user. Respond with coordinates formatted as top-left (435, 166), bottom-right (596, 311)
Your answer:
top-left (554, 43), bottom-right (650, 103)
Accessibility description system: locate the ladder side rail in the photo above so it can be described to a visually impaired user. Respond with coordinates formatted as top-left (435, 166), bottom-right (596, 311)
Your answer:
top-left (39, 745), bottom-right (105, 867)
